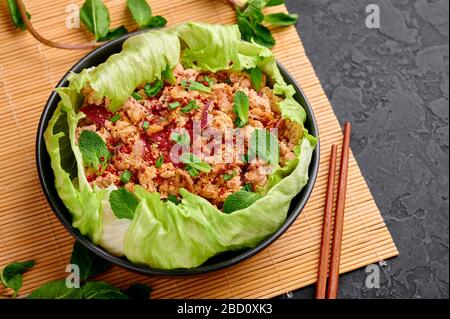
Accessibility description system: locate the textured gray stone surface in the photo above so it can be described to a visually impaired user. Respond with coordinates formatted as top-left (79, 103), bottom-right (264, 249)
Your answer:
top-left (284, 0), bottom-right (449, 299)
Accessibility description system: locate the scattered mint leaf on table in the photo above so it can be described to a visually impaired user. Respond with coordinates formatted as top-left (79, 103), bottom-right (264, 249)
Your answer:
top-left (266, 0), bottom-right (284, 6)
top-left (80, 0), bottom-right (111, 41)
top-left (70, 241), bottom-right (111, 281)
top-left (109, 188), bottom-right (139, 219)
top-left (98, 25), bottom-right (129, 41)
top-left (82, 281), bottom-right (128, 299)
top-left (127, 0), bottom-right (167, 29)
top-left (264, 13), bottom-right (298, 26)
top-left (78, 130), bottom-right (110, 172)
top-left (0, 260), bottom-right (35, 298)
top-left (27, 280), bottom-right (83, 299)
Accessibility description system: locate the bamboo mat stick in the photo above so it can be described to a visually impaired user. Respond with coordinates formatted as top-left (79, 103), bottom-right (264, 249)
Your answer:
top-left (315, 145), bottom-right (337, 299)
top-left (326, 122), bottom-right (352, 299)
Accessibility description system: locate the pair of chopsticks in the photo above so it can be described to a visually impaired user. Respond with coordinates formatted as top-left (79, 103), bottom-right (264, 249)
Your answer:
top-left (315, 122), bottom-right (352, 299)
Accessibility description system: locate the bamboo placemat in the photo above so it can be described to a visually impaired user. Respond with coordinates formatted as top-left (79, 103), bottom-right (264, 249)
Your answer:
top-left (0, 0), bottom-right (398, 298)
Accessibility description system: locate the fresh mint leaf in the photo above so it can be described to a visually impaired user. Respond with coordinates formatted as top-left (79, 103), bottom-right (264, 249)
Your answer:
top-left (188, 81), bottom-right (212, 93)
top-left (266, 0), bottom-right (284, 6)
top-left (123, 283), bottom-right (152, 299)
top-left (233, 91), bottom-right (249, 127)
top-left (236, 7), bottom-right (275, 48)
top-left (126, 0), bottom-right (152, 28)
top-left (155, 155), bottom-right (164, 168)
top-left (109, 188), bottom-right (139, 220)
top-left (7, 0), bottom-right (31, 31)
top-left (170, 131), bottom-right (190, 147)
top-left (27, 280), bottom-right (83, 299)
top-left (80, 0), bottom-right (111, 41)
top-left (248, 128), bottom-right (279, 165)
top-left (180, 153), bottom-right (211, 173)
top-left (242, 0), bottom-right (265, 24)
top-left (70, 241), bottom-right (111, 281)
top-left (250, 67), bottom-right (263, 91)
top-left (78, 130), bottom-right (110, 172)
top-left (264, 13), bottom-right (298, 26)
top-left (0, 260), bottom-right (35, 298)
top-left (146, 15), bottom-right (167, 28)
top-left (98, 25), bottom-right (128, 41)
top-left (181, 100), bottom-right (200, 113)
top-left (144, 80), bottom-right (164, 97)
top-left (223, 191), bottom-right (262, 214)
top-left (82, 281), bottom-right (128, 299)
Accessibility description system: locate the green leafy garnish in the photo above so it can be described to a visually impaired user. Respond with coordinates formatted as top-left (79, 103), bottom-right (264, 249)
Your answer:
top-left (179, 153), bottom-right (211, 173)
top-left (170, 131), bottom-right (190, 146)
top-left (264, 13), bottom-right (298, 26)
top-left (70, 241), bottom-right (111, 281)
top-left (120, 170), bottom-right (132, 183)
top-left (167, 194), bottom-right (181, 205)
top-left (78, 130), bottom-right (110, 171)
top-left (109, 188), bottom-right (139, 220)
top-left (97, 25), bottom-right (128, 42)
top-left (27, 280), bottom-right (83, 299)
top-left (187, 81), bottom-right (212, 93)
top-left (235, 0), bottom-right (297, 48)
top-left (144, 80), bottom-right (164, 97)
top-left (82, 281), bottom-right (129, 299)
top-left (181, 100), bottom-right (200, 113)
top-left (248, 128), bottom-right (279, 165)
top-left (233, 91), bottom-right (249, 127)
top-left (223, 190), bottom-right (262, 214)
top-left (168, 101), bottom-right (180, 110)
top-left (203, 75), bottom-right (213, 86)
top-left (266, 0), bottom-right (285, 6)
top-left (127, 0), bottom-right (167, 29)
top-left (142, 121), bottom-right (150, 131)
top-left (7, 0), bottom-right (31, 31)
top-left (80, 0), bottom-right (110, 41)
top-left (223, 171), bottom-right (237, 181)
top-left (155, 155), bottom-right (164, 168)
top-left (250, 67), bottom-right (263, 91)
top-left (132, 92), bottom-right (142, 101)
top-left (109, 113), bottom-right (121, 123)
top-left (0, 260), bottom-right (35, 298)
top-left (242, 184), bottom-right (253, 192)
top-left (162, 67), bottom-right (176, 84)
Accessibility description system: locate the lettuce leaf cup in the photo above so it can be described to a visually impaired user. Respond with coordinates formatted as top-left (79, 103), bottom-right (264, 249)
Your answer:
top-left (41, 22), bottom-right (318, 271)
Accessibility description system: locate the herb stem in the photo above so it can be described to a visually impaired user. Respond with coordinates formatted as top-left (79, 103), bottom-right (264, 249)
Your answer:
top-left (16, 0), bottom-right (100, 50)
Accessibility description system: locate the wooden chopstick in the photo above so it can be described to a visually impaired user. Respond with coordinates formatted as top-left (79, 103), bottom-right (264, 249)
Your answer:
top-left (315, 144), bottom-right (338, 299)
top-left (326, 122), bottom-right (352, 299)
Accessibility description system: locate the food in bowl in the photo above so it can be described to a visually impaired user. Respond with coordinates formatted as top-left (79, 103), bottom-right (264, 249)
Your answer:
top-left (44, 22), bottom-right (317, 269)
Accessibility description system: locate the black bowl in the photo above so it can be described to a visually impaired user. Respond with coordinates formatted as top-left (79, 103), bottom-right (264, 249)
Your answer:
top-left (36, 31), bottom-right (320, 276)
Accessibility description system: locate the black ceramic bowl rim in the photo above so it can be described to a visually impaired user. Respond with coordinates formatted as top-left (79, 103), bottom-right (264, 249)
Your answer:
top-left (36, 31), bottom-right (320, 277)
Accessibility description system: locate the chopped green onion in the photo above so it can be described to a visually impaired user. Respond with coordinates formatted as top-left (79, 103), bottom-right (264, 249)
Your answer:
top-left (168, 101), bottom-right (180, 110)
top-left (120, 170), bottom-right (132, 183)
top-left (155, 155), bottom-right (164, 168)
top-left (243, 184), bottom-right (253, 192)
top-left (188, 81), bottom-right (212, 93)
top-left (142, 121), bottom-right (150, 131)
top-left (188, 167), bottom-right (199, 177)
top-left (203, 75), bottom-right (213, 86)
top-left (131, 92), bottom-right (142, 101)
top-left (110, 114), bottom-right (121, 123)
top-left (170, 131), bottom-right (190, 146)
top-left (181, 100), bottom-right (200, 113)
top-left (167, 194), bottom-right (181, 205)
top-left (181, 79), bottom-right (188, 88)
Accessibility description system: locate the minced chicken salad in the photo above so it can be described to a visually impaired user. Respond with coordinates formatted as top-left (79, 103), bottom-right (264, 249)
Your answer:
top-left (45, 23), bottom-right (316, 269)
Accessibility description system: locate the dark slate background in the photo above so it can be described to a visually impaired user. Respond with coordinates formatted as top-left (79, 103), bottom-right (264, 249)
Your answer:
top-left (284, 0), bottom-right (449, 299)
